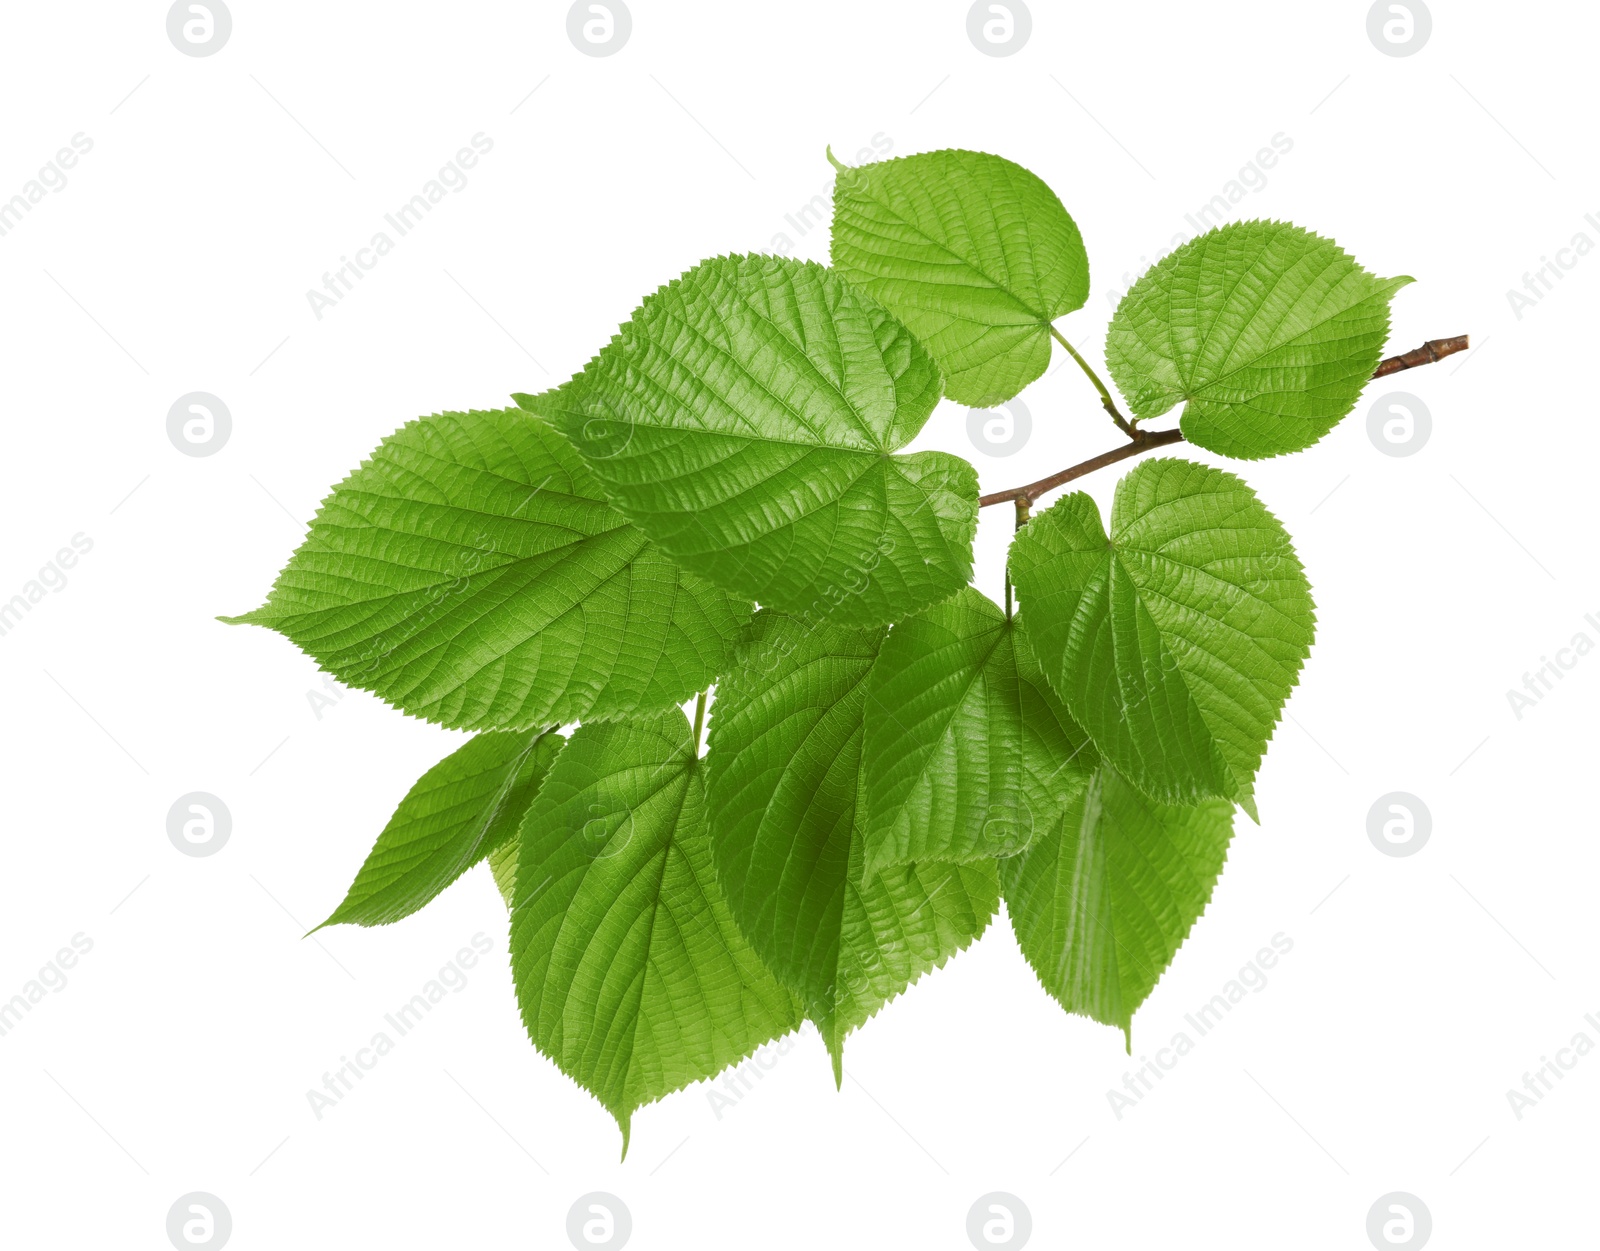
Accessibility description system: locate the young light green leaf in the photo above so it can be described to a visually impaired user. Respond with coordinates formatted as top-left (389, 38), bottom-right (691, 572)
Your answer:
top-left (1009, 457), bottom-right (1315, 811)
top-left (830, 148), bottom-right (1090, 406)
top-left (860, 588), bottom-right (1095, 881)
top-left (1104, 221), bottom-right (1412, 458)
top-left (487, 835), bottom-right (518, 909)
top-left (1002, 765), bottom-right (1235, 1040)
top-left (222, 409), bottom-right (749, 731)
top-left (704, 612), bottom-right (999, 1081)
top-left (519, 255), bottom-right (978, 629)
top-left (319, 727), bottom-right (563, 929)
top-left (510, 709), bottom-right (800, 1155)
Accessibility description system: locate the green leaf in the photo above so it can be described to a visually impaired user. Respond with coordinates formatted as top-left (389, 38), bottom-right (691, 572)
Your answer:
top-left (829, 148), bottom-right (1089, 406)
top-left (860, 587), bottom-right (1095, 881)
top-left (1001, 764), bottom-right (1235, 1039)
top-left (510, 709), bottom-right (800, 1153)
top-left (320, 727), bottom-right (562, 928)
top-left (223, 409), bottom-right (749, 730)
top-left (488, 835), bottom-right (519, 909)
top-left (1009, 457), bottom-right (1315, 811)
top-left (704, 612), bottom-right (999, 1080)
top-left (519, 255), bottom-right (978, 629)
top-left (1104, 221), bottom-right (1412, 458)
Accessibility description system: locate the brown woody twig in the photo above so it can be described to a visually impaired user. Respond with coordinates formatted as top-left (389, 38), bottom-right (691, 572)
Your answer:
top-left (978, 335), bottom-right (1469, 509)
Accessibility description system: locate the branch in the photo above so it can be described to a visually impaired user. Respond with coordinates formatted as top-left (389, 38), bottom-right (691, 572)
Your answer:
top-left (1372, 335), bottom-right (1470, 377)
top-left (979, 429), bottom-right (1185, 507)
top-left (978, 335), bottom-right (1469, 508)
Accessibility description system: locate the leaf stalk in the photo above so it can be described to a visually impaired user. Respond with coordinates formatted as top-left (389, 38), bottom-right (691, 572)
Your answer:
top-left (1048, 324), bottom-right (1135, 437)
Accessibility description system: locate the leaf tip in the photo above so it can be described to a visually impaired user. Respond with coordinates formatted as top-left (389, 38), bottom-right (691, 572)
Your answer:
top-left (305, 913), bottom-right (338, 938)
top-left (825, 145), bottom-right (847, 174)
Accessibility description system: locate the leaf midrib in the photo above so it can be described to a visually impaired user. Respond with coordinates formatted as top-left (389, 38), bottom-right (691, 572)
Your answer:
top-left (1164, 245), bottom-right (1382, 399)
top-left (841, 167), bottom-right (1050, 326)
top-left (539, 743), bottom-right (694, 1111)
top-left (611, 269), bottom-right (896, 453)
top-left (868, 614), bottom-right (1012, 855)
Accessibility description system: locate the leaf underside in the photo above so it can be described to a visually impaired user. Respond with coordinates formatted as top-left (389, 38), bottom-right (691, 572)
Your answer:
top-left (830, 148), bottom-right (1090, 406)
top-left (509, 709), bottom-right (801, 1152)
top-left (1002, 764), bottom-right (1235, 1039)
top-left (1104, 220), bottom-right (1412, 458)
top-left (521, 255), bottom-right (978, 629)
top-left (223, 409), bottom-right (749, 730)
top-left (320, 726), bottom-right (563, 928)
top-left (704, 612), bottom-right (999, 1080)
top-left (488, 833), bottom-right (519, 910)
top-left (1009, 457), bottom-right (1315, 811)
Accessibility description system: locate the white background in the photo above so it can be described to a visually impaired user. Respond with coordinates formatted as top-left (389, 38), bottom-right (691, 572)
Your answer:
top-left (1, 2), bottom-right (1595, 1247)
